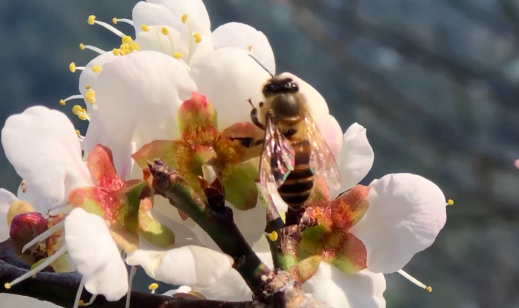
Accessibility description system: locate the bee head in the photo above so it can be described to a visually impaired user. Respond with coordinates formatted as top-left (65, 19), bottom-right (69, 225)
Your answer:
top-left (263, 77), bottom-right (299, 97)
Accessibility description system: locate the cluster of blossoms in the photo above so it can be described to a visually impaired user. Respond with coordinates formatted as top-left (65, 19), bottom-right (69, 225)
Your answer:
top-left (0, 1), bottom-right (451, 307)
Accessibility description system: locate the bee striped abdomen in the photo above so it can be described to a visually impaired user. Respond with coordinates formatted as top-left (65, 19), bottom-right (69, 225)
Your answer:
top-left (278, 139), bottom-right (314, 212)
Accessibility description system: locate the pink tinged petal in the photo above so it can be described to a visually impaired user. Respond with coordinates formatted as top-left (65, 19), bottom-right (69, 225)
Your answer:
top-left (1, 106), bottom-right (92, 203)
top-left (350, 173), bottom-right (447, 273)
top-left (515, 159), bottom-right (519, 169)
top-left (178, 92), bottom-right (218, 139)
top-left (335, 123), bottom-right (374, 196)
top-left (212, 22), bottom-right (275, 74)
top-left (87, 145), bottom-right (125, 191)
top-left (126, 245), bottom-right (233, 287)
top-left (190, 47), bottom-right (272, 130)
top-left (277, 72), bottom-right (330, 121)
top-left (65, 208), bottom-right (128, 300)
top-left (317, 115), bottom-right (343, 159)
top-left (303, 264), bottom-right (386, 308)
top-left (94, 51), bottom-right (196, 150)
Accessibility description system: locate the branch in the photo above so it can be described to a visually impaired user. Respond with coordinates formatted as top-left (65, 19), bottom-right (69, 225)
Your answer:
top-left (0, 240), bottom-right (252, 308)
top-left (148, 160), bottom-right (331, 308)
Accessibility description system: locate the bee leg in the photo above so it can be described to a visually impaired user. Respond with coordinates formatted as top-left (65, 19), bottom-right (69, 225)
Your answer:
top-left (230, 137), bottom-right (264, 148)
top-left (248, 99), bottom-right (266, 130)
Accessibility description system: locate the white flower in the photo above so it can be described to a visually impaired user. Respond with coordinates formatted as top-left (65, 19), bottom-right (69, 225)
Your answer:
top-left (0, 294), bottom-right (61, 308)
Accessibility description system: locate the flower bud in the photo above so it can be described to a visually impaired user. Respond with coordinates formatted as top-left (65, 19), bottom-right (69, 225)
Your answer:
top-left (9, 212), bottom-right (48, 255)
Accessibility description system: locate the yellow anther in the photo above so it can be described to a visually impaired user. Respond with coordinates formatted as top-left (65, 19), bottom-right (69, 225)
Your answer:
top-left (181, 14), bottom-right (189, 24)
top-left (447, 199), bottom-right (454, 206)
top-left (173, 52), bottom-right (183, 59)
top-left (4, 283), bottom-right (11, 290)
top-left (112, 17), bottom-right (118, 24)
top-left (92, 66), bottom-right (102, 73)
top-left (120, 43), bottom-right (130, 51)
top-left (78, 113), bottom-right (87, 121)
top-left (85, 89), bottom-right (95, 104)
top-left (148, 283), bottom-right (159, 290)
top-left (69, 62), bottom-right (76, 73)
top-left (141, 24), bottom-right (149, 32)
top-left (122, 35), bottom-right (132, 44)
top-left (87, 15), bottom-right (96, 25)
top-left (79, 43), bottom-right (85, 50)
top-left (76, 130), bottom-right (81, 136)
top-left (161, 27), bottom-right (169, 35)
top-left (268, 231), bottom-right (278, 241)
top-left (59, 99), bottom-right (66, 106)
top-left (79, 300), bottom-right (85, 306)
top-left (85, 85), bottom-right (91, 90)
top-left (113, 48), bottom-right (120, 56)
top-left (426, 286), bottom-right (432, 292)
top-left (72, 105), bottom-right (83, 115)
top-left (129, 42), bottom-right (140, 52)
top-left (248, 45), bottom-right (253, 51)
top-left (119, 49), bottom-right (127, 56)
top-left (193, 33), bottom-right (202, 43)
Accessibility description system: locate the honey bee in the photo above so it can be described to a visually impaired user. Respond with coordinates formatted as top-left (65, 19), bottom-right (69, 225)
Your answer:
top-left (240, 56), bottom-right (341, 225)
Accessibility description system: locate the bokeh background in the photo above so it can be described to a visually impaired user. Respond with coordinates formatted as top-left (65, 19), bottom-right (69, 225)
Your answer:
top-left (1, 0), bottom-right (518, 307)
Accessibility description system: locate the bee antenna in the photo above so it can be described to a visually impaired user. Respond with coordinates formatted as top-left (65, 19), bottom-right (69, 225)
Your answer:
top-left (248, 54), bottom-right (274, 77)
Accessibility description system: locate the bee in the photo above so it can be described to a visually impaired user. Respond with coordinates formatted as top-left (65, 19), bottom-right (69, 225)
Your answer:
top-left (240, 56), bottom-right (341, 226)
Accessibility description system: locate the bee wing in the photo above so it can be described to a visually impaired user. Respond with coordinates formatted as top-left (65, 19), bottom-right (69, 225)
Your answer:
top-left (259, 116), bottom-right (295, 188)
top-left (302, 114), bottom-right (341, 190)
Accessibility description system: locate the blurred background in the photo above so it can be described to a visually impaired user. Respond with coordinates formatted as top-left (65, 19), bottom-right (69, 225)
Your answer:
top-left (0, 0), bottom-right (518, 307)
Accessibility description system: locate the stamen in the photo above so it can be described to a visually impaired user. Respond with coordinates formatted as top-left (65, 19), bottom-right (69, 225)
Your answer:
top-left (21, 220), bottom-right (65, 253)
top-left (248, 45), bottom-right (253, 51)
top-left (69, 63), bottom-right (86, 73)
top-left (141, 24), bottom-right (149, 32)
top-left (82, 295), bottom-right (98, 306)
top-left (173, 52), bottom-right (183, 59)
top-left (113, 18), bottom-right (134, 26)
top-left (79, 43), bottom-right (106, 55)
top-left (60, 94), bottom-right (83, 106)
top-left (122, 36), bottom-right (132, 44)
top-left (113, 48), bottom-right (121, 56)
top-left (266, 231), bottom-right (278, 241)
top-left (181, 14), bottom-right (189, 24)
top-left (397, 269), bottom-right (432, 293)
top-left (7, 245), bottom-right (67, 288)
top-left (85, 89), bottom-right (96, 104)
top-left (73, 278), bottom-right (85, 308)
top-left (21, 181), bottom-right (27, 193)
top-left (87, 15), bottom-right (126, 38)
top-left (129, 42), bottom-right (140, 52)
top-left (193, 33), bottom-right (202, 43)
top-left (85, 85), bottom-right (91, 90)
top-left (148, 283), bottom-right (159, 294)
top-left (78, 110), bottom-right (90, 121)
top-left (447, 199), bottom-right (454, 206)
top-left (126, 266), bottom-right (137, 308)
top-left (72, 105), bottom-right (83, 115)
top-left (92, 66), bottom-right (102, 73)
top-left (161, 27), bottom-right (169, 35)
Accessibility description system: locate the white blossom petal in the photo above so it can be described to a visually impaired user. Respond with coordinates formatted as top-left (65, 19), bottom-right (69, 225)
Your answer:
top-left (190, 47), bottom-right (270, 129)
top-left (0, 294), bottom-right (61, 308)
top-left (149, 0), bottom-right (210, 30)
top-left (163, 286), bottom-right (192, 296)
top-left (90, 51), bottom-right (196, 151)
top-left (212, 22), bottom-right (275, 74)
top-left (78, 52), bottom-right (118, 114)
top-left (0, 188), bottom-right (17, 241)
top-left (303, 265), bottom-right (386, 308)
top-left (1, 107), bottom-right (92, 203)
top-left (350, 173), bottom-right (447, 273)
top-left (317, 114), bottom-right (343, 159)
top-left (335, 123), bottom-right (374, 195)
top-left (65, 208), bottom-right (128, 301)
top-left (16, 182), bottom-right (59, 214)
top-left (126, 245), bottom-right (233, 287)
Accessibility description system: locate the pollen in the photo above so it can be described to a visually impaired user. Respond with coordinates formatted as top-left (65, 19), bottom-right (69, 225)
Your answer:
top-left (69, 62), bottom-right (76, 73)
top-left (79, 300), bottom-right (85, 306)
top-left (78, 113), bottom-right (88, 121)
top-left (141, 24), bottom-right (149, 32)
top-left (79, 43), bottom-right (85, 50)
top-left (447, 199), bottom-right (454, 206)
top-left (76, 130), bottom-right (80, 136)
top-left (4, 283), bottom-right (11, 289)
top-left (85, 85), bottom-right (91, 90)
top-left (248, 45), bottom-right (253, 51)
top-left (87, 15), bottom-right (96, 25)
top-left (72, 105), bottom-right (83, 115)
top-left (59, 99), bottom-right (66, 106)
top-left (148, 283), bottom-right (159, 290)
top-left (85, 89), bottom-right (95, 104)
top-left (426, 286), bottom-right (432, 292)
top-left (122, 35), bottom-right (132, 44)
top-left (193, 33), bottom-right (202, 43)
top-left (112, 17), bottom-right (118, 24)
top-left (173, 52), bottom-right (183, 59)
top-left (92, 66), bottom-right (102, 73)
top-left (129, 42), bottom-right (140, 52)
top-left (268, 231), bottom-right (278, 241)
top-left (161, 27), bottom-right (169, 35)
top-left (181, 14), bottom-right (189, 24)
top-left (113, 48), bottom-right (120, 56)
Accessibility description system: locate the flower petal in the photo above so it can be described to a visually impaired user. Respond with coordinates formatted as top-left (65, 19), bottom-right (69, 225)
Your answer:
top-left (87, 145), bottom-right (125, 191)
top-left (317, 114), bottom-right (343, 159)
top-left (1, 106), bottom-right (92, 203)
top-left (0, 294), bottom-right (61, 308)
top-left (190, 47), bottom-right (271, 129)
top-left (126, 245), bottom-right (233, 287)
top-left (212, 22), bottom-right (275, 74)
top-left (0, 189), bottom-right (18, 240)
top-left (222, 163), bottom-right (258, 210)
top-left (78, 52), bottom-right (118, 114)
top-left (177, 92), bottom-right (218, 142)
top-left (335, 123), bottom-right (374, 196)
top-left (303, 265), bottom-right (386, 308)
top-left (65, 208), bottom-right (128, 300)
top-left (92, 51), bottom-right (196, 150)
top-left (350, 173), bottom-right (447, 273)
top-left (16, 182), bottom-right (60, 214)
